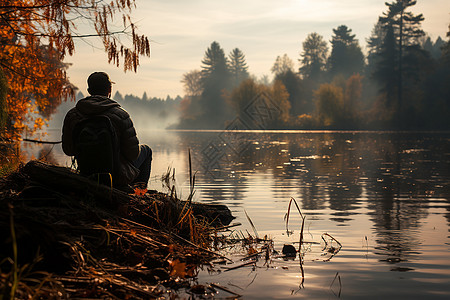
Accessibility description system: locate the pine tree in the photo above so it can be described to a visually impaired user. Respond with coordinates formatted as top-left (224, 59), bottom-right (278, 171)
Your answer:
top-left (299, 33), bottom-right (328, 81)
top-left (201, 41), bottom-right (229, 81)
top-left (199, 41), bottom-right (231, 127)
top-left (328, 25), bottom-right (365, 78)
top-left (113, 91), bottom-right (124, 102)
top-left (443, 26), bottom-right (450, 63)
top-left (422, 36), bottom-right (444, 60)
top-left (228, 48), bottom-right (249, 88)
top-left (373, 25), bottom-right (398, 106)
top-left (378, 0), bottom-right (425, 118)
top-left (367, 20), bottom-right (386, 74)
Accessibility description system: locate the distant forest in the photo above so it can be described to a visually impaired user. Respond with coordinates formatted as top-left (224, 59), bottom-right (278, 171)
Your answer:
top-left (50, 0), bottom-right (450, 131)
top-left (175, 0), bottom-right (450, 130)
top-left (50, 91), bottom-right (182, 130)
top-left (112, 92), bottom-right (182, 129)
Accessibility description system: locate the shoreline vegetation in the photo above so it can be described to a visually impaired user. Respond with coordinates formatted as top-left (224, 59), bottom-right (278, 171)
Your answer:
top-left (0, 160), bottom-right (235, 299)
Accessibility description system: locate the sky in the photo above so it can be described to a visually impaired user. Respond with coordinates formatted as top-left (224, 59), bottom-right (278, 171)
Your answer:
top-left (65, 0), bottom-right (449, 99)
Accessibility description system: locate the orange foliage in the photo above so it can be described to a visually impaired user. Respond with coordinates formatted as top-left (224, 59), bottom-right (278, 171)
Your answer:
top-left (226, 78), bottom-right (292, 125)
top-left (0, 0), bottom-right (150, 139)
top-left (168, 259), bottom-right (197, 279)
top-left (133, 187), bottom-right (148, 196)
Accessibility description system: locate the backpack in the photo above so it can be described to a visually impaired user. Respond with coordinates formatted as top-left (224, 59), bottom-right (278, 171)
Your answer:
top-left (73, 115), bottom-right (119, 183)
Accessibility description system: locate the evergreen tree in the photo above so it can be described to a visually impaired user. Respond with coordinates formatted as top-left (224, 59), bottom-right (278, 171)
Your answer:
top-left (228, 48), bottom-right (249, 88)
top-left (379, 0), bottom-right (425, 46)
top-left (328, 25), bottom-right (365, 78)
top-left (433, 37), bottom-right (445, 58)
top-left (113, 91), bottom-right (123, 102)
top-left (299, 32), bottom-right (328, 81)
top-left (373, 25), bottom-right (398, 107)
top-left (366, 0), bottom-right (426, 128)
top-left (378, 0), bottom-right (425, 119)
top-left (366, 20), bottom-right (386, 76)
top-left (422, 37), bottom-right (434, 57)
top-left (443, 26), bottom-right (450, 63)
top-left (201, 41), bottom-right (229, 81)
top-left (421, 24), bottom-right (450, 129)
top-left (422, 36), bottom-right (444, 60)
top-left (199, 41), bottom-right (231, 128)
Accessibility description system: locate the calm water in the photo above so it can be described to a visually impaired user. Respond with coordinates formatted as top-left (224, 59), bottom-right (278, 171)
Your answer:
top-left (35, 130), bottom-right (450, 299)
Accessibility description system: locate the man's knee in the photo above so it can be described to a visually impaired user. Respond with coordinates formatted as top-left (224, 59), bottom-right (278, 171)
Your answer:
top-left (140, 144), bottom-right (152, 161)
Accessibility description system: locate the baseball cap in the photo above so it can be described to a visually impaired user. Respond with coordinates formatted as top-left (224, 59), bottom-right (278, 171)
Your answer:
top-left (87, 72), bottom-right (115, 92)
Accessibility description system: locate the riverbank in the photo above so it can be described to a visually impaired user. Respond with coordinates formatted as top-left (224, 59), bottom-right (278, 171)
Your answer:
top-left (0, 160), bottom-right (234, 299)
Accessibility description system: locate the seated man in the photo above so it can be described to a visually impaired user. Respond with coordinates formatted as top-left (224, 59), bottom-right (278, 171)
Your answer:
top-left (62, 71), bottom-right (152, 190)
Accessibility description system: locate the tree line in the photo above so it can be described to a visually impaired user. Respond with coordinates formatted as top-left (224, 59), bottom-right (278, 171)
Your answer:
top-left (176, 0), bottom-right (450, 130)
top-left (113, 92), bottom-right (182, 129)
top-left (49, 91), bottom-right (182, 131)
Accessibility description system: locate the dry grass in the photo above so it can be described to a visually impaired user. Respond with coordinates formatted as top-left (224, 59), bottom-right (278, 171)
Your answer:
top-left (0, 162), bottom-right (228, 299)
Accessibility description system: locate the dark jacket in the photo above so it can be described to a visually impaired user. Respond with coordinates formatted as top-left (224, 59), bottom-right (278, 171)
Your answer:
top-left (62, 95), bottom-right (140, 185)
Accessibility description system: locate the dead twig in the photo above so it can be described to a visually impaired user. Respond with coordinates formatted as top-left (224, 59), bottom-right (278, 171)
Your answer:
top-left (209, 282), bottom-right (242, 297)
top-left (222, 260), bottom-right (256, 272)
top-left (244, 210), bottom-right (259, 239)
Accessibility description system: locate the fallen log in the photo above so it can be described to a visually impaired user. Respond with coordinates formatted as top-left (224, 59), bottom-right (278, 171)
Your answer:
top-left (21, 160), bottom-right (129, 207)
top-left (20, 160), bottom-right (235, 226)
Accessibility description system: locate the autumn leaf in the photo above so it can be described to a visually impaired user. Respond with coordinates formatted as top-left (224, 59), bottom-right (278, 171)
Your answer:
top-left (169, 259), bottom-right (187, 278)
top-left (185, 265), bottom-right (198, 278)
top-left (248, 246), bottom-right (258, 255)
top-left (133, 187), bottom-right (147, 196)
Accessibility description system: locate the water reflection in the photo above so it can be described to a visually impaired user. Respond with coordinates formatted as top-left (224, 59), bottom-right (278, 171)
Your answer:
top-left (172, 131), bottom-right (450, 274)
top-left (30, 129), bottom-right (450, 298)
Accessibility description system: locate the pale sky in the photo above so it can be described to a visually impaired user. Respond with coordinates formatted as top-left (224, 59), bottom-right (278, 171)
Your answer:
top-left (65, 0), bottom-right (449, 99)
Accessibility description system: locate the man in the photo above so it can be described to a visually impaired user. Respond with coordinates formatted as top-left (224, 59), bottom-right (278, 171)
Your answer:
top-left (62, 71), bottom-right (152, 189)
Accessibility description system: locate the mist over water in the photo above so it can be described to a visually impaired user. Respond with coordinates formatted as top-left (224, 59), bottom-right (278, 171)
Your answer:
top-left (35, 129), bottom-right (450, 299)
top-left (46, 92), bottom-right (181, 132)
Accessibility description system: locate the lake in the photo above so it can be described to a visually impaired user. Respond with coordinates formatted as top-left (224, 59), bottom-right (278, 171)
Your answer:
top-left (33, 130), bottom-right (450, 299)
